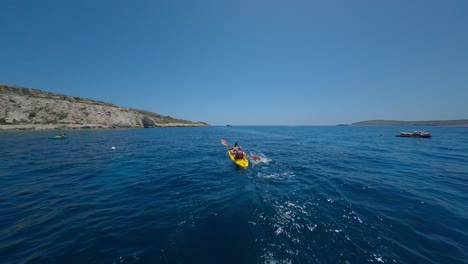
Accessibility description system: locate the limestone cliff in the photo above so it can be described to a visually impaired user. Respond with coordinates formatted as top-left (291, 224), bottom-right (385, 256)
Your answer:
top-left (0, 84), bottom-right (208, 130)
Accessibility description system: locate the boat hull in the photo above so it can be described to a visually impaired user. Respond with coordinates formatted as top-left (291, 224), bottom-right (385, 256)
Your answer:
top-left (48, 136), bottom-right (68, 139)
top-left (227, 150), bottom-right (249, 168)
top-left (396, 132), bottom-right (431, 138)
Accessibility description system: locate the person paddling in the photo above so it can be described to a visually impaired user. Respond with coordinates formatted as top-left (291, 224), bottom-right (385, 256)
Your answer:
top-left (230, 142), bottom-right (248, 160)
top-left (222, 139), bottom-right (260, 161)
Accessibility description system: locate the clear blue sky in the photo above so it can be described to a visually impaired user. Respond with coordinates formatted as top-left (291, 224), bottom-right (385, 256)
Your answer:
top-left (1, 0), bottom-right (467, 125)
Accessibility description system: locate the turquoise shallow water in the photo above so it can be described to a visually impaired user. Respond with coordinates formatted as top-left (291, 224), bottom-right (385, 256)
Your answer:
top-left (1, 126), bottom-right (467, 263)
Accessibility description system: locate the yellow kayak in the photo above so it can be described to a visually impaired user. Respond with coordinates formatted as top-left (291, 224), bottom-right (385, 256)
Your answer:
top-left (227, 150), bottom-right (249, 168)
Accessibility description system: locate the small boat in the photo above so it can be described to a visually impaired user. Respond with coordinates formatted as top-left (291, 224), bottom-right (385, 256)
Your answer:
top-left (48, 136), bottom-right (68, 139)
top-left (227, 150), bottom-right (249, 168)
top-left (396, 131), bottom-right (431, 138)
top-left (221, 139), bottom-right (260, 168)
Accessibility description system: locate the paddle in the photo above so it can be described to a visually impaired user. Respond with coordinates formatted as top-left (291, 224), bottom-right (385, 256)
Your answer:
top-left (221, 139), bottom-right (261, 161)
top-left (221, 139), bottom-right (230, 147)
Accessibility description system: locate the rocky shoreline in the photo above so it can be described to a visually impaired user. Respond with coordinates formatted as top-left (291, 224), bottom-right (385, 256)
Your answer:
top-left (0, 84), bottom-right (208, 130)
top-left (351, 119), bottom-right (468, 126)
top-left (0, 123), bottom-right (207, 131)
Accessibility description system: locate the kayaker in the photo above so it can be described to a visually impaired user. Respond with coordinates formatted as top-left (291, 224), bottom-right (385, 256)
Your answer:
top-left (231, 142), bottom-right (248, 160)
top-left (59, 132), bottom-right (66, 137)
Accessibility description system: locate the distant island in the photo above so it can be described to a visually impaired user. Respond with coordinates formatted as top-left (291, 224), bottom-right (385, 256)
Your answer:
top-left (0, 84), bottom-right (208, 130)
top-left (350, 120), bottom-right (468, 126)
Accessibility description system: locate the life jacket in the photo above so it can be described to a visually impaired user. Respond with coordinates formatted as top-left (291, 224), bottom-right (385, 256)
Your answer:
top-left (235, 149), bottom-right (244, 159)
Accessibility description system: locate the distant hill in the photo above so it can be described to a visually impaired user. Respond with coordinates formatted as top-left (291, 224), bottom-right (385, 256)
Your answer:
top-left (351, 119), bottom-right (468, 126)
top-left (0, 84), bottom-right (208, 130)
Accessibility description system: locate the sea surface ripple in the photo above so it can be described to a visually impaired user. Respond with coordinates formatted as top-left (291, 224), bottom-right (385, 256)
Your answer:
top-left (1, 126), bottom-right (467, 263)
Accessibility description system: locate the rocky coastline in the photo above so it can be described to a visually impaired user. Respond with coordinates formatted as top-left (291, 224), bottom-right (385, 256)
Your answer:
top-left (0, 84), bottom-right (208, 130)
top-left (351, 119), bottom-right (468, 126)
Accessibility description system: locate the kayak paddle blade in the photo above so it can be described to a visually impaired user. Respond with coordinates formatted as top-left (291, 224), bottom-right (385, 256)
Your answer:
top-left (221, 139), bottom-right (230, 147)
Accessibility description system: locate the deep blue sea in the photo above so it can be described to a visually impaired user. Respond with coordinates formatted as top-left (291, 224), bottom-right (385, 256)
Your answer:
top-left (1, 126), bottom-right (467, 264)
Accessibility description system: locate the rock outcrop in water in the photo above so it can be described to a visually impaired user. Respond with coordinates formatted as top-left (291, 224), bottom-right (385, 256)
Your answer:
top-left (0, 84), bottom-right (208, 130)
